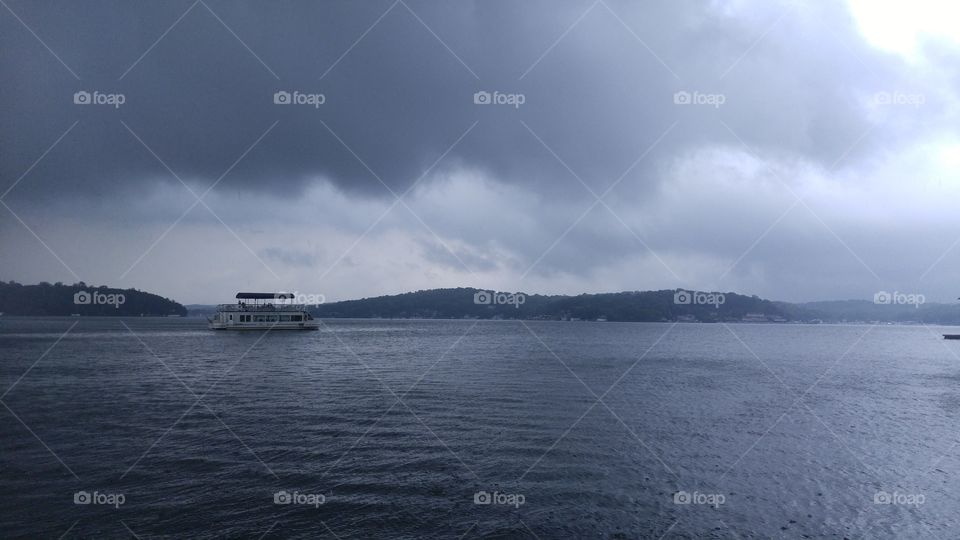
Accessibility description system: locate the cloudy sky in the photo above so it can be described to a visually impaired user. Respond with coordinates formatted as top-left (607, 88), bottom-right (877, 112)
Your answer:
top-left (2, 0), bottom-right (959, 304)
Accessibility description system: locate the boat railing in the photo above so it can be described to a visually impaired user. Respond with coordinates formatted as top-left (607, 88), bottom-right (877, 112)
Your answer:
top-left (216, 303), bottom-right (309, 312)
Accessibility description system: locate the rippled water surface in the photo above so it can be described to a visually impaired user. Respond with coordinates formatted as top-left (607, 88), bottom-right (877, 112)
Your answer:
top-left (2, 317), bottom-right (960, 538)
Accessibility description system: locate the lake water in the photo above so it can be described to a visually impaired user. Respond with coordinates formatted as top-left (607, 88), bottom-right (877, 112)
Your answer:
top-left (1, 317), bottom-right (959, 538)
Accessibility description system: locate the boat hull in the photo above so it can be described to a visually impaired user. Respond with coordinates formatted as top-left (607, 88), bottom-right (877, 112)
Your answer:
top-left (208, 321), bottom-right (320, 331)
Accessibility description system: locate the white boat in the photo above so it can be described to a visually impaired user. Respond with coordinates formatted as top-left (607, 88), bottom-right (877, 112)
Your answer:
top-left (208, 292), bottom-right (320, 330)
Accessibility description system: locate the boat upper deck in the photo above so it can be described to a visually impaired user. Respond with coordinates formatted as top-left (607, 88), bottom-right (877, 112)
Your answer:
top-left (215, 303), bottom-right (310, 312)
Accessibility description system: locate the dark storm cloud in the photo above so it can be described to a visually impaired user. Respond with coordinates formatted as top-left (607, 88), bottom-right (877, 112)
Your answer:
top-left (1, 0), bottom-right (931, 207)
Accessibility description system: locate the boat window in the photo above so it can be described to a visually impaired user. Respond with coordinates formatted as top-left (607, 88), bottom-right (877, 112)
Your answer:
top-left (291, 315), bottom-right (302, 321)
top-left (280, 315), bottom-right (291, 322)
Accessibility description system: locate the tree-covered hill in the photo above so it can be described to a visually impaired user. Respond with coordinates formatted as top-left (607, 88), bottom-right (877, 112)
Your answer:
top-left (0, 281), bottom-right (187, 316)
top-left (309, 287), bottom-right (793, 322)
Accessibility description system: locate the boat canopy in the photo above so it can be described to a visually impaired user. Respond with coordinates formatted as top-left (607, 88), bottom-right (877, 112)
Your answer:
top-left (236, 292), bottom-right (295, 300)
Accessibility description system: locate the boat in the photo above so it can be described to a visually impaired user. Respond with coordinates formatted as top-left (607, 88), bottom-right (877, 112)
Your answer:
top-left (208, 292), bottom-right (320, 330)
top-left (944, 334), bottom-right (960, 340)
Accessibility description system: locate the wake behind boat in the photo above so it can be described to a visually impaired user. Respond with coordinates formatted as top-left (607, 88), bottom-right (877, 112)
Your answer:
top-left (208, 292), bottom-right (320, 330)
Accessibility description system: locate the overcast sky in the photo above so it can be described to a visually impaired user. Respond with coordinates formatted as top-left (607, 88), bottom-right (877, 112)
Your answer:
top-left (2, 0), bottom-right (959, 304)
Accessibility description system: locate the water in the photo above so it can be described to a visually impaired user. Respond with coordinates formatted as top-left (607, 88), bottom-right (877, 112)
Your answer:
top-left (1, 317), bottom-right (959, 538)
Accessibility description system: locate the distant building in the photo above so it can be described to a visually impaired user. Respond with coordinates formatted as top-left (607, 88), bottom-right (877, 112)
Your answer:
top-left (742, 312), bottom-right (768, 322)
top-left (677, 314), bottom-right (697, 322)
